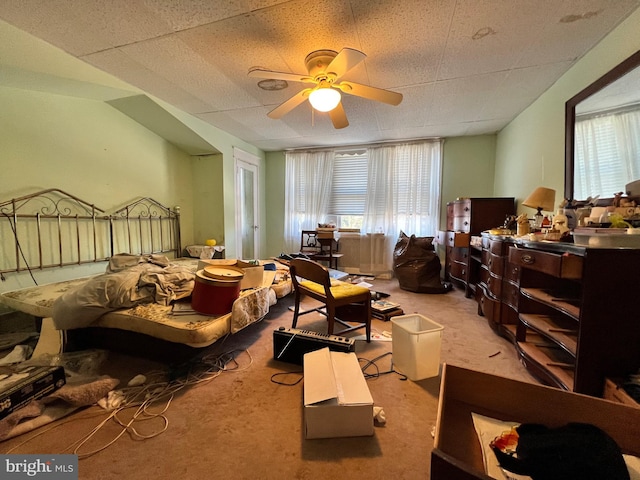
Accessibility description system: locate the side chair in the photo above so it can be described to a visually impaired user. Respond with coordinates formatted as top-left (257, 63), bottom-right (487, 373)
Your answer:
top-left (289, 258), bottom-right (371, 342)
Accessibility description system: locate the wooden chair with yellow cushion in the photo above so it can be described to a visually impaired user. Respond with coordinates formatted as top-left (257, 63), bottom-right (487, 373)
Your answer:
top-left (289, 258), bottom-right (371, 342)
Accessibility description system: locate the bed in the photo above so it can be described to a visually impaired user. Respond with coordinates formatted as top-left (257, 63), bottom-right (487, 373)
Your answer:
top-left (0, 189), bottom-right (292, 350)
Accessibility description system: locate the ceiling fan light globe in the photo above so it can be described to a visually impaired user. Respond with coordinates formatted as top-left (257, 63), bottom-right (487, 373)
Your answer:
top-left (309, 88), bottom-right (341, 112)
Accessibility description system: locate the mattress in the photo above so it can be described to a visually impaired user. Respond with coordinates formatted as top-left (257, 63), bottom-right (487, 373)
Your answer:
top-left (0, 259), bottom-right (292, 348)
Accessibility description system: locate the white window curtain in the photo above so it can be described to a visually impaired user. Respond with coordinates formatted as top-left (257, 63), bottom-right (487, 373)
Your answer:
top-left (361, 140), bottom-right (443, 276)
top-left (575, 108), bottom-right (640, 199)
top-left (283, 150), bottom-right (334, 253)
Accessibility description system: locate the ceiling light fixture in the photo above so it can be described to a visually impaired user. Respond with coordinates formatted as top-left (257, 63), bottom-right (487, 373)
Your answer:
top-left (308, 84), bottom-right (341, 112)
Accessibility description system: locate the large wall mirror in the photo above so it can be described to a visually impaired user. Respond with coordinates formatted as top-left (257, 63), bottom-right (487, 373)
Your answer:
top-left (565, 49), bottom-right (640, 202)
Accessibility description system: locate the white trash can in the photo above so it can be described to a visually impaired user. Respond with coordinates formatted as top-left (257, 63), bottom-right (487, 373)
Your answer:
top-left (391, 314), bottom-right (444, 381)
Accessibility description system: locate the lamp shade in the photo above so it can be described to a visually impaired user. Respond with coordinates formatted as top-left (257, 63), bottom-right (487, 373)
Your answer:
top-left (308, 87), bottom-right (341, 112)
top-left (522, 187), bottom-right (556, 212)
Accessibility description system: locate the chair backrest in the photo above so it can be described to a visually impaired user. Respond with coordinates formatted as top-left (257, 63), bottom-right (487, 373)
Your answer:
top-left (290, 258), bottom-right (330, 293)
top-left (300, 230), bottom-right (321, 255)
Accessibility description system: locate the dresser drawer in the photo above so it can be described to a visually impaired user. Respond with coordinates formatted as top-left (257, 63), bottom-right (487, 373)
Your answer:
top-left (508, 247), bottom-right (583, 279)
top-left (445, 232), bottom-right (470, 247)
top-left (489, 238), bottom-right (509, 255)
top-left (485, 273), bottom-right (503, 298)
top-left (453, 200), bottom-right (471, 217)
top-left (451, 247), bottom-right (469, 263)
top-left (479, 289), bottom-right (501, 324)
top-left (453, 216), bottom-right (470, 232)
top-left (486, 252), bottom-right (504, 277)
top-left (450, 261), bottom-right (468, 282)
top-left (480, 265), bottom-right (490, 285)
top-left (504, 262), bottom-right (520, 283)
top-left (503, 281), bottom-right (520, 309)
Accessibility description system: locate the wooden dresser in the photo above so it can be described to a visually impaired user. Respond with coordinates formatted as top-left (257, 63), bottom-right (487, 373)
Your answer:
top-left (438, 198), bottom-right (514, 297)
top-left (477, 234), bottom-right (519, 342)
top-left (477, 237), bottom-right (640, 397)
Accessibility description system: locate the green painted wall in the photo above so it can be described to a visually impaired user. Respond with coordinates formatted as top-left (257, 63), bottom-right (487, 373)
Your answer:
top-left (440, 135), bottom-right (497, 229)
top-left (151, 99), bottom-right (267, 259)
top-left (0, 86), bottom-right (195, 290)
top-left (191, 153), bottom-right (225, 246)
top-left (495, 8), bottom-right (640, 213)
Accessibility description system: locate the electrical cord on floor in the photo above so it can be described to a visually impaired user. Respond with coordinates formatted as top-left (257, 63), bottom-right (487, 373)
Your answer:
top-left (5, 348), bottom-right (254, 458)
top-left (270, 371), bottom-right (303, 386)
top-left (269, 351), bottom-right (408, 386)
top-left (359, 352), bottom-right (407, 381)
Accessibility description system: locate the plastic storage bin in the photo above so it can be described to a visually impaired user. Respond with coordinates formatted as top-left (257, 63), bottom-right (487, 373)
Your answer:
top-left (572, 227), bottom-right (640, 248)
top-left (391, 314), bottom-right (444, 381)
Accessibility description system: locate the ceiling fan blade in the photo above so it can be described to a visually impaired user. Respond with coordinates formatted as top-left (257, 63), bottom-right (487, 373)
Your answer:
top-left (337, 81), bottom-right (403, 106)
top-left (248, 68), bottom-right (313, 84)
top-left (267, 89), bottom-right (312, 119)
top-left (329, 102), bottom-right (349, 129)
top-left (326, 48), bottom-right (366, 80)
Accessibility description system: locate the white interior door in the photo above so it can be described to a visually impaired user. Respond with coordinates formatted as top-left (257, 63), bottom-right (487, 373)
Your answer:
top-left (234, 149), bottom-right (260, 260)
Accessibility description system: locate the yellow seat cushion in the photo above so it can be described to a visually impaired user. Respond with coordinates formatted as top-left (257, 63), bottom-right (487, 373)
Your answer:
top-left (299, 279), bottom-right (369, 300)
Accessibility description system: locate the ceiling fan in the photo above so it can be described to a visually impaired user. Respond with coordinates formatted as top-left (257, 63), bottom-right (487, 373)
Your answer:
top-left (249, 48), bottom-right (403, 129)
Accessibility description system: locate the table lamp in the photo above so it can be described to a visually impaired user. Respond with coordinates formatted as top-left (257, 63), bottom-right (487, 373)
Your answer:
top-left (522, 187), bottom-right (556, 228)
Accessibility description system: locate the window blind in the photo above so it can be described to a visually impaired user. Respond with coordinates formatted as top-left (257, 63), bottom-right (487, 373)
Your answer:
top-left (327, 153), bottom-right (368, 215)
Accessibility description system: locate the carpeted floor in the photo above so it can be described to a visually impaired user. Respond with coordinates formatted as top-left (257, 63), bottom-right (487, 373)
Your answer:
top-left (0, 279), bottom-right (539, 480)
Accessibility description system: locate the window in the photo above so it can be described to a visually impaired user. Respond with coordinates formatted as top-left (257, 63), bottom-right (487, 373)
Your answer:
top-left (284, 139), bottom-right (443, 265)
top-left (575, 106), bottom-right (640, 199)
top-left (328, 151), bottom-right (367, 229)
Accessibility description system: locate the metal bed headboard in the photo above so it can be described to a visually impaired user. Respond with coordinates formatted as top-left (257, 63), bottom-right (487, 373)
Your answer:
top-left (0, 189), bottom-right (181, 276)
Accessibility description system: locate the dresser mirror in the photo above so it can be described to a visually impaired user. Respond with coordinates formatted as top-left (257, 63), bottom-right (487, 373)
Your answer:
top-left (565, 49), bottom-right (640, 202)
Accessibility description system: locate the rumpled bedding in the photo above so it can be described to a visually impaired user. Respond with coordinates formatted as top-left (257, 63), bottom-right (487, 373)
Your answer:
top-left (52, 254), bottom-right (195, 330)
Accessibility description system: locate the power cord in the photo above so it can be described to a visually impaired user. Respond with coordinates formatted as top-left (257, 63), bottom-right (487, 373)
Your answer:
top-left (359, 352), bottom-right (407, 381)
top-left (270, 371), bottom-right (303, 386)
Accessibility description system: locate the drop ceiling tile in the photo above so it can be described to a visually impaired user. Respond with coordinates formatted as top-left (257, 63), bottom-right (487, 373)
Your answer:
top-left (430, 71), bottom-right (509, 125)
top-left (83, 48), bottom-right (213, 113)
top-left (250, 0), bottom-right (361, 71)
top-left (142, 0), bottom-right (255, 31)
top-left (517, 0), bottom-right (640, 67)
top-left (351, 0), bottom-right (454, 87)
top-left (0, 0), bottom-right (174, 56)
top-left (177, 14), bottom-right (297, 102)
top-left (439, 0), bottom-right (564, 80)
top-left (374, 84), bottom-right (437, 130)
top-left (117, 35), bottom-right (259, 111)
top-left (480, 61), bottom-right (574, 120)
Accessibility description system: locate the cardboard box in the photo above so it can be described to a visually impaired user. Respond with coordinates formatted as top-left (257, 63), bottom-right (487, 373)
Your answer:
top-left (431, 364), bottom-right (640, 479)
top-left (303, 348), bottom-right (373, 439)
top-left (0, 365), bottom-right (66, 420)
top-left (198, 259), bottom-right (264, 290)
